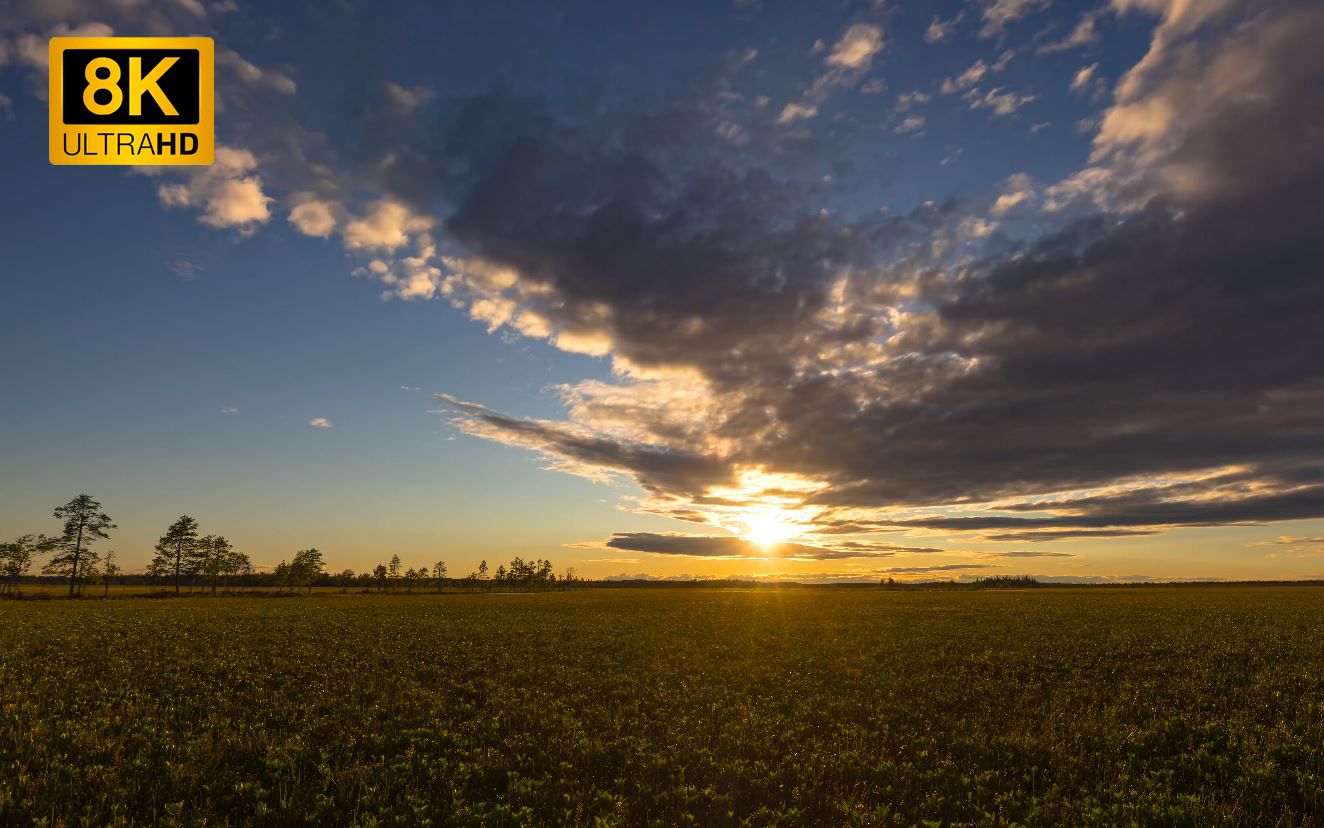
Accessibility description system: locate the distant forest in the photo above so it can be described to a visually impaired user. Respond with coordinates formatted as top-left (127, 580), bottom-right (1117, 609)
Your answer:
top-left (1, 493), bottom-right (575, 597)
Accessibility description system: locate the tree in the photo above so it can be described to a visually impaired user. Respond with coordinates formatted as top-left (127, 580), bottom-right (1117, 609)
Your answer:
top-left (432, 560), bottom-right (447, 591)
top-left (194, 535), bottom-right (238, 595)
top-left (222, 543), bottom-right (252, 592)
top-left (289, 548), bottom-right (325, 593)
top-left (152, 515), bottom-right (200, 595)
top-left (102, 549), bottom-right (120, 598)
top-left (372, 564), bottom-right (388, 593)
top-left (388, 554), bottom-right (402, 591)
top-left (403, 567), bottom-right (419, 592)
top-left (0, 534), bottom-right (43, 596)
top-left (336, 569), bottom-right (356, 593)
top-left (45, 494), bottom-right (115, 598)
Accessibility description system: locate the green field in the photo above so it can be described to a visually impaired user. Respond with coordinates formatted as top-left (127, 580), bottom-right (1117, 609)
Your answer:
top-left (2, 588), bottom-right (1322, 826)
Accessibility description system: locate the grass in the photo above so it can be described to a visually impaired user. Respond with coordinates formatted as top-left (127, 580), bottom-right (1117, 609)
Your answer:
top-left (1, 588), bottom-right (1322, 826)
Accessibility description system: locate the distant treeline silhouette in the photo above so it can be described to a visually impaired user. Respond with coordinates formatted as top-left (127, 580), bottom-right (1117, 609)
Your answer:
top-left (1, 493), bottom-right (575, 598)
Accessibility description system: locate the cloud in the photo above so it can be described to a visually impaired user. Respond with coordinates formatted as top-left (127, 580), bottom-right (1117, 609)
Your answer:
top-left (287, 197), bottom-right (338, 238)
top-left (308, 418), bottom-right (333, 428)
top-left (147, 146), bottom-right (272, 231)
top-left (343, 200), bottom-right (435, 250)
top-left (421, 0), bottom-right (1324, 552)
top-left (221, 407), bottom-right (239, 415)
top-left (169, 258), bottom-right (201, 280)
top-left (879, 563), bottom-right (996, 574)
top-left (20, 0), bottom-right (1324, 559)
top-left (964, 86), bottom-right (1036, 116)
top-left (776, 23), bottom-right (885, 125)
top-left (1039, 10), bottom-right (1104, 53)
top-left (980, 550), bottom-right (1076, 557)
top-left (979, 0), bottom-right (1052, 38)
top-left (384, 82), bottom-right (434, 114)
top-left (603, 532), bottom-right (941, 560)
top-left (217, 48), bottom-right (296, 94)
top-left (777, 102), bottom-right (817, 123)
top-left (941, 59), bottom-right (990, 94)
top-left (990, 172), bottom-right (1036, 214)
top-left (1070, 62), bottom-right (1100, 93)
top-left (895, 115), bottom-right (925, 134)
top-left (895, 91), bottom-right (931, 111)
top-left (925, 14), bottom-right (963, 43)
top-left (825, 24), bottom-right (884, 70)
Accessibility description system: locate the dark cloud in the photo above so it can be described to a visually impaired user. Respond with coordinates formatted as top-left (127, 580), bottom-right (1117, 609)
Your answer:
top-left (983, 529), bottom-right (1157, 542)
top-left (436, 1), bottom-right (1324, 543)
top-left (603, 532), bottom-right (938, 560)
top-left (980, 550), bottom-right (1075, 558)
top-left (878, 564), bottom-right (996, 574)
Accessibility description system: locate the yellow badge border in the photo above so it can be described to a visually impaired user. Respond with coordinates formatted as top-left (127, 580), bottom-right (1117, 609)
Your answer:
top-left (49, 36), bottom-right (215, 166)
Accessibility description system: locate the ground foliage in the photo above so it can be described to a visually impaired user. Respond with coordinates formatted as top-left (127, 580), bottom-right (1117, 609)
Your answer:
top-left (1, 588), bottom-right (1322, 826)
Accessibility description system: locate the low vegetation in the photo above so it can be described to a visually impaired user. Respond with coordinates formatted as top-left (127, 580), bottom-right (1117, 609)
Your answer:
top-left (2, 588), bottom-right (1321, 825)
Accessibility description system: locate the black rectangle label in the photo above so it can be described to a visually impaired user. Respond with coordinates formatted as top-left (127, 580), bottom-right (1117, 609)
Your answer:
top-left (61, 49), bottom-right (200, 125)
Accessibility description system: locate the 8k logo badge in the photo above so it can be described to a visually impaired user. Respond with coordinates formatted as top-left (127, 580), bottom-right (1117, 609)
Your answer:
top-left (49, 37), bottom-right (214, 165)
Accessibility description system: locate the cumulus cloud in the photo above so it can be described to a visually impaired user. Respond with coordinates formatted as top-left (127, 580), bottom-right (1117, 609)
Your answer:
top-left (308, 418), bottom-right (333, 428)
top-left (343, 200), bottom-right (435, 250)
top-left (147, 146), bottom-right (272, 232)
top-left (287, 196), bottom-right (339, 238)
top-left (990, 172), bottom-right (1037, 214)
top-left (424, 0), bottom-right (1324, 549)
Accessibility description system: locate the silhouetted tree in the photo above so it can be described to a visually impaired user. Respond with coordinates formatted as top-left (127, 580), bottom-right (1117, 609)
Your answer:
top-left (45, 494), bottom-right (115, 597)
top-left (0, 534), bottom-right (43, 596)
top-left (195, 535), bottom-right (243, 593)
top-left (289, 548), bottom-right (325, 593)
top-left (102, 550), bottom-right (119, 598)
top-left (152, 515), bottom-right (200, 595)
top-left (432, 560), bottom-right (447, 591)
top-left (388, 555), bottom-right (402, 591)
top-left (336, 569), bottom-right (356, 593)
top-left (372, 563), bottom-right (388, 593)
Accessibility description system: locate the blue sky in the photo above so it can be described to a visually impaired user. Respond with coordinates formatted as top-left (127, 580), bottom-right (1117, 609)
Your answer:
top-left (3, 0), bottom-right (1324, 581)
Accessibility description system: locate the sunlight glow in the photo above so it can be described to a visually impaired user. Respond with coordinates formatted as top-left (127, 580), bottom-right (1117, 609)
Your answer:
top-left (741, 508), bottom-right (800, 548)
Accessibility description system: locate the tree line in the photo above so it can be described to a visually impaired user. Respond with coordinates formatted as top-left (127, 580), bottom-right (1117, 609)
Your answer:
top-left (1, 493), bottom-right (574, 597)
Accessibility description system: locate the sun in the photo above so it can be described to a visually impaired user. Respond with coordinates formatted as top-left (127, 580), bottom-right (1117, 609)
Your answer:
top-left (741, 509), bottom-right (800, 548)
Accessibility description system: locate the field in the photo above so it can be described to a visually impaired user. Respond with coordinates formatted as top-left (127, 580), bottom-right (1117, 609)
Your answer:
top-left (2, 588), bottom-right (1322, 826)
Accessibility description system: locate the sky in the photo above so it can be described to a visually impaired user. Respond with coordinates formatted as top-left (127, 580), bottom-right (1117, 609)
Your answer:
top-left (2, 0), bottom-right (1323, 583)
